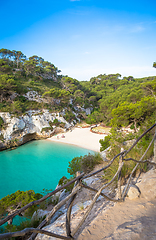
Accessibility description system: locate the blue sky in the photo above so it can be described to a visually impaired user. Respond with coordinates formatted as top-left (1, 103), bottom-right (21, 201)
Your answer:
top-left (0, 0), bottom-right (156, 81)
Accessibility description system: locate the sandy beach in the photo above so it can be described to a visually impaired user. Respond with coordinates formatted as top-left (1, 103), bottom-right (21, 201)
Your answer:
top-left (48, 127), bottom-right (106, 152)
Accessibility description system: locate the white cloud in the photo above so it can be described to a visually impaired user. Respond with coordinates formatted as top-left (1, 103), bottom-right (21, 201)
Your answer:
top-left (84, 51), bottom-right (90, 54)
top-left (130, 25), bottom-right (145, 33)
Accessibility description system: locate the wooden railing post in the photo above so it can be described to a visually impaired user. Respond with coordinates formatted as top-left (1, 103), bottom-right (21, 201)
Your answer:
top-left (66, 171), bottom-right (81, 238)
top-left (117, 147), bottom-right (124, 199)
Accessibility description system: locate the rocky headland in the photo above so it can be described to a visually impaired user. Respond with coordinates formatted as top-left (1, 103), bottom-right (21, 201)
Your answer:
top-left (0, 109), bottom-right (70, 151)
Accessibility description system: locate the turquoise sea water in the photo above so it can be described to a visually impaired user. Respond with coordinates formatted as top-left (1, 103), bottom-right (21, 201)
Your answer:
top-left (0, 140), bottom-right (94, 200)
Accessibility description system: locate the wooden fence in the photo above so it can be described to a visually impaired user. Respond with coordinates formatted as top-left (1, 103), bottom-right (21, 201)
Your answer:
top-left (0, 123), bottom-right (156, 240)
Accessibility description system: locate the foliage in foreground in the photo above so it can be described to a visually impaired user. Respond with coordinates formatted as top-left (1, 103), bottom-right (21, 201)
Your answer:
top-left (100, 125), bottom-right (154, 186)
top-left (1, 216), bottom-right (44, 235)
top-left (67, 153), bottom-right (103, 177)
top-left (58, 176), bottom-right (75, 193)
top-left (0, 190), bottom-right (43, 219)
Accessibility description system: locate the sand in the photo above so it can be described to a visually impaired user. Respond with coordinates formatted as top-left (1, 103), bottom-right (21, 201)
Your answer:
top-left (48, 127), bottom-right (106, 152)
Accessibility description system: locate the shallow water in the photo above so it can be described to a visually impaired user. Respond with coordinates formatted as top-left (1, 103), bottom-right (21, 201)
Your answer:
top-left (0, 140), bottom-right (94, 200)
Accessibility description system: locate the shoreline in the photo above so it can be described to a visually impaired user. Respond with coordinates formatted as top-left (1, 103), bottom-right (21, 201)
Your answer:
top-left (47, 127), bottom-right (106, 152)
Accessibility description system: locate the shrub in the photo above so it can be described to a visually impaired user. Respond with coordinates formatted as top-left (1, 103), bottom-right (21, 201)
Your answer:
top-left (3, 215), bottom-right (44, 234)
top-left (67, 153), bottom-right (103, 177)
top-left (41, 127), bottom-right (53, 133)
top-left (0, 117), bottom-right (4, 130)
top-left (102, 127), bottom-right (153, 187)
top-left (58, 176), bottom-right (74, 192)
top-left (99, 135), bottom-right (111, 152)
top-left (53, 119), bottom-right (59, 126)
top-left (0, 190), bottom-right (43, 218)
top-left (64, 111), bottom-right (76, 122)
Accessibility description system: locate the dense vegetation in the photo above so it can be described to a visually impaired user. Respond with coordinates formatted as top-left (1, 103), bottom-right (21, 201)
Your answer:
top-left (82, 74), bottom-right (156, 129)
top-left (0, 190), bottom-right (43, 233)
top-left (0, 48), bottom-right (155, 127)
top-left (0, 48), bottom-right (156, 232)
top-left (0, 48), bottom-right (92, 122)
top-left (0, 190), bottom-right (42, 218)
top-left (67, 153), bottom-right (103, 177)
top-left (0, 48), bottom-right (155, 183)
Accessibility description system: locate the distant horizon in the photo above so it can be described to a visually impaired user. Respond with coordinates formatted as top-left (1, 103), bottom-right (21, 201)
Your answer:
top-left (1, 0), bottom-right (156, 81)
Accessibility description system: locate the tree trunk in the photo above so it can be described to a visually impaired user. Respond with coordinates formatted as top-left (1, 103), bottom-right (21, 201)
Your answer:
top-left (134, 120), bottom-right (137, 132)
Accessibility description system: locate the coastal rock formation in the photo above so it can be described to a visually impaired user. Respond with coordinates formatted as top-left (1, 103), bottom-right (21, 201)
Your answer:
top-left (23, 91), bottom-right (47, 103)
top-left (136, 168), bottom-right (156, 201)
top-left (0, 110), bottom-right (72, 151)
top-left (36, 168), bottom-right (156, 240)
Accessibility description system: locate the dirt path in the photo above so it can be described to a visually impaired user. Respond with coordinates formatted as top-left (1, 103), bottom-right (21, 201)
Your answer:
top-left (37, 168), bottom-right (156, 240)
top-left (77, 196), bottom-right (156, 240)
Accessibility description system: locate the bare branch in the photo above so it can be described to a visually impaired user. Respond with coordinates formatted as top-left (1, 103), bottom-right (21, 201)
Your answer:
top-left (0, 228), bottom-right (72, 240)
top-left (82, 151), bottom-right (126, 180)
top-left (123, 157), bottom-right (156, 165)
top-left (72, 162), bottom-right (124, 237)
top-left (122, 134), bottom-right (155, 199)
top-left (0, 173), bottom-right (84, 227)
top-left (80, 182), bottom-right (122, 202)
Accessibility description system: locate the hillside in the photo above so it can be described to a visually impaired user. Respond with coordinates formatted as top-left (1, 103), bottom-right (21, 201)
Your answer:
top-left (0, 48), bottom-right (156, 151)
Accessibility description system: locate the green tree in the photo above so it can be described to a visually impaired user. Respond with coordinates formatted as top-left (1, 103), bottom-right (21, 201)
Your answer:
top-left (0, 74), bottom-right (17, 102)
top-left (0, 48), bottom-right (12, 60)
top-left (12, 50), bottom-right (26, 68)
top-left (111, 96), bottom-right (156, 132)
top-left (153, 62), bottom-right (156, 68)
top-left (0, 59), bottom-right (11, 73)
top-left (141, 79), bottom-right (156, 99)
top-left (24, 59), bottom-right (39, 76)
top-left (67, 153), bottom-right (103, 176)
top-left (0, 190), bottom-right (43, 219)
top-left (0, 116), bottom-right (4, 130)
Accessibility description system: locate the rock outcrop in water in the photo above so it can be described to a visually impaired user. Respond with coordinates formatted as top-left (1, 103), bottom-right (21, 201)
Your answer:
top-left (0, 109), bottom-right (73, 151)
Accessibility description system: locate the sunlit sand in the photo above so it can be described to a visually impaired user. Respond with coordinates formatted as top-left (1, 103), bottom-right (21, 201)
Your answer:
top-left (48, 127), bottom-right (106, 152)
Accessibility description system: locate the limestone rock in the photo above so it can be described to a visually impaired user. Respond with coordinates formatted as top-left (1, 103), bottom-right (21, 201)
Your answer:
top-left (0, 109), bottom-right (73, 150)
top-left (101, 146), bottom-right (111, 161)
top-left (136, 168), bottom-right (156, 201)
top-left (32, 209), bottom-right (50, 221)
top-left (36, 201), bottom-right (91, 240)
top-left (126, 185), bottom-right (140, 200)
top-left (116, 184), bottom-right (140, 200)
top-left (23, 91), bottom-right (48, 103)
top-left (84, 177), bottom-right (99, 186)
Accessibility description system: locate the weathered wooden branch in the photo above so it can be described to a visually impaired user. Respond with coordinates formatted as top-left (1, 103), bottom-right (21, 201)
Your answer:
top-left (29, 184), bottom-right (81, 240)
top-left (0, 125), bottom-right (155, 240)
top-left (122, 134), bottom-right (155, 199)
top-left (123, 157), bottom-right (156, 165)
top-left (0, 228), bottom-right (72, 240)
top-left (117, 154), bottom-right (123, 199)
top-left (71, 162), bottom-right (124, 237)
top-left (0, 172), bottom-right (84, 227)
top-left (80, 182), bottom-right (122, 202)
top-left (82, 151), bottom-right (126, 180)
top-left (123, 123), bottom-right (156, 157)
top-left (66, 172), bottom-right (81, 237)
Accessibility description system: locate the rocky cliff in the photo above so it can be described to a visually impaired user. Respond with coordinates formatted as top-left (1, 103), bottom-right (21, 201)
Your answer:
top-left (0, 87), bottom-right (93, 151)
top-left (0, 109), bottom-right (72, 151)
